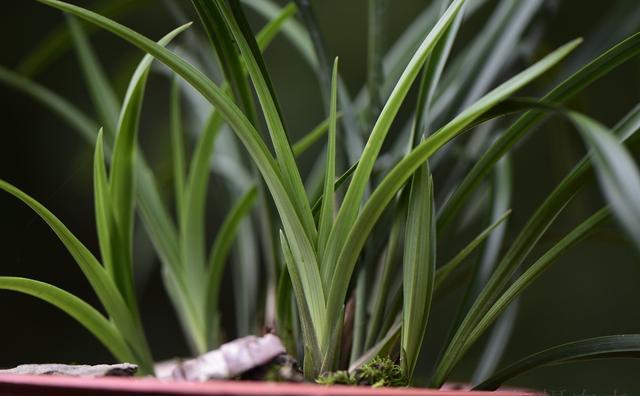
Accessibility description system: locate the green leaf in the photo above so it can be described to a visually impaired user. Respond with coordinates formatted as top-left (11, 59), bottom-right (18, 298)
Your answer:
top-left (36, 0), bottom-right (321, 367)
top-left (570, 113), bottom-right (640, 248)
top-left (192, 0), bottom-right (258, 126)
top-left (205, 186), bottom-right (258, 346)
top-left (322, 0), bottom-right (468, 288)
top-left (279, 231), bottom-right (322, 377)
top-left (276, 263), bottom-right (296, 355)
top-left (438, 31), bottom-right (640, 232)
top-left (188, 0), bottom-right (298, 346)
top-left (224, 0), bottom-right (317, 241)
top-left (326, 39), bottom-right (581, 340)
top-left (463, 208), bottom-right (611, 373)
top-left (311, 161), bottom-right (358, 218)
top-left (449, 154), bottom-right (512, 346)
top-left (170, 76), bottom-right (186, 221)
top-left (292, 113), bottom-right (341, 158)
top-left (93, 129), bottom-right (115, 276)
top-left (434, 210), bottom-right (512, 291)
top-left (0, 15), bottom-right (193, 360)
top-left (431, 104), bottom-right (640, 386)
top-left (180, 110), bottom-right (224, 326)
top-left (0, 65), bottom-right (97, 143)
top-left (317, 58), bottom-right (339, 261)
top-left (255, 2), bottom-right (298, 52)
top-left (401, 162), bottom-right (436, 382)
top-left (17, 0), bottom-right (148, 77)
top-left (293, 0), bottom-right (365, 166)
top-left (0, 277), bottom-right (134, 364)
top-left (364, 202), bottom-right (404, 350)
top-left (410, 0), bottom-right (464, 145)
top-left (66, 14), bottom-right (120, 138)
top-left (244, 0), bottom-right (316, 68)
top-left (366, 0), bottom-right (386, 125)
top-left (0, 180), bottom-right (153, 374)
top-left (474, 335), bottom-right (640, 390)
top-left (443, 0), bottom-right (544, 114)
top-left (109, 22), bottom-right (189, 311)
top-left (0, 67), bottom-right (181, 287)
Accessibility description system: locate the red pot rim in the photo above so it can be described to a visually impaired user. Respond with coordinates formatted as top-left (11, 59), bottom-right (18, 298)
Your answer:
top-left (0, 374), bottom-right (543, 396)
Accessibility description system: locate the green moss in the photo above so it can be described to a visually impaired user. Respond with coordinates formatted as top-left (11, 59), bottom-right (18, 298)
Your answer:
top-left (316, 369), bottom-right (357, 385)
top-left (316, 357), bottom-right (407, 388)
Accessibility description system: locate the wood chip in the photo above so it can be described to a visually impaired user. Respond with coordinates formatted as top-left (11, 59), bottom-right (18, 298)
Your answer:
top-left (172, 334), bottom-right (286, 381)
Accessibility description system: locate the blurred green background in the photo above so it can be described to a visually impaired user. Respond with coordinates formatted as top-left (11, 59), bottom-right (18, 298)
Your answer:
top-left (1, 0), bottom-right (639, 393)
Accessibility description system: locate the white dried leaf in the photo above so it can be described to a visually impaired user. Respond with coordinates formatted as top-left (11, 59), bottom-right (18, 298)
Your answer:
top-left (172, 334), bottom-right (286, 381)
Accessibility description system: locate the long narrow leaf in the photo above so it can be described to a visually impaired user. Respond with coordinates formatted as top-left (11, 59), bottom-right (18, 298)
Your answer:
top-left (431, 108), bottom-right (638, 386)
top-left (205, 186), bottom-right (258, 346)
top-left (66, 15), bottom-right (120, 138)
top-left (17, 0), bottom-right (148, 77)
top-left (93, 130), bottom-right (115, 276)
top-left (192, 0), bottom-right (258, 125)
top-left (570, 113), bottom-right (640, 247)
top-left (0, 65), bottom-right (97, 142)
top-left (292, 113), bottom-right (341, 157)
top-left (35, 0), bottom-right (327, 348)
top-left (0, 277), bottom-right (134, 364)
top-left (322, 0), bottom-right (467, 288)
top-left (109, 23), bottom-right (189, 311)
top-left (464, 208), bottom-right (611, 368)
top-left (474, 335), bottom-right (640, 390)
top-left (317, 58), bottom-right (339, 260)
top-left (401, 163), bottom-right (436, 382)
top-left (364, 202), bottom-right (404, 350)
top-left (0, 180), bottom-right (153, 374)
top-left (327, 39), bottom-right (581, 335)
top-left (224, 0), bottom-right (317, 241)
top-left (170, 77), bottom-right (186, 220)
top-left (438, 31), bottom-right (640, 231)
top-left (434, 210), bottom-right (511, 290)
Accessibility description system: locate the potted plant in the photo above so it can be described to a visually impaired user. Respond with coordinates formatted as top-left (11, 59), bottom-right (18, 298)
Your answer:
top-left (1, 0), bottom-right (640, 394)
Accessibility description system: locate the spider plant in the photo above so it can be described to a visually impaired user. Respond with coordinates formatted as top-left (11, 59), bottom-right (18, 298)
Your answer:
top-left (2, 0), bottom-right (640, 389)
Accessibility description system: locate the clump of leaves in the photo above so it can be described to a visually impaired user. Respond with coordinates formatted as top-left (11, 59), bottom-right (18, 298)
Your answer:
top-left (317, 357), bottom-right (406, 388)
top-left (3, 0), bottom-right (640, 389)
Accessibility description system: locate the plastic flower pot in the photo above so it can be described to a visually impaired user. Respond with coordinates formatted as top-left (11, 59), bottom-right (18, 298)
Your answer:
top-left (0, 375), bottom-right (543, 396)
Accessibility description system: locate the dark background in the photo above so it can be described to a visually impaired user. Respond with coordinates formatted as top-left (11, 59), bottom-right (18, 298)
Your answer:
top-left (1, 0), bottom-right (640, 393)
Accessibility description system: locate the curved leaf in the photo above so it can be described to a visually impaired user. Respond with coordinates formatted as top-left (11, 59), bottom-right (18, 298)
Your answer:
top-left (432, 104), bottom-right (640, 386)
top-left (401, 162), bottom-right (436, 383)
top-left (0, 65), bottom-right (97, 142)
top-left (0, 277), bottom-right (134, 364)
top-left (434, 210), bottom-right (511, 290)
top-left (327, 39), bottom-right (581, 334)
top-left (94, 130), bottom-right (115, 276)
top-left (66, 14), bottom-right (120, 137)
top-left (0, 180), bottom-right (153, 374)
top-left (322, 0), bottom-right (467, 289)
top-left (474, 335), bottom-right (640, 390)
top-left (205, 186), bottom-right (258, 345)
top-left (463, 208), bottom-right (611, 369)
top-left (438, 31), bottom-right (640, 231)
top-left (317, 58), bottom-right (339, 261)
top-left (570, 113), bottom-right (640, 248)
top-left (109, 22), bottom-right (190, 311)
top-left (35, 0), bottom-right (326, 352)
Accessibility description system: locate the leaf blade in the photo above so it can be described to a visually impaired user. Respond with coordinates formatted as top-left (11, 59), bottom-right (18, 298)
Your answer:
top-left (474, 335), bottom-right (640, 390)
top-left (0, 277), bottom-right (134, 364)
top-left (401, 163), bottom-right (436, 383)
top-left (317, 58), bottom-right (339, 261)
